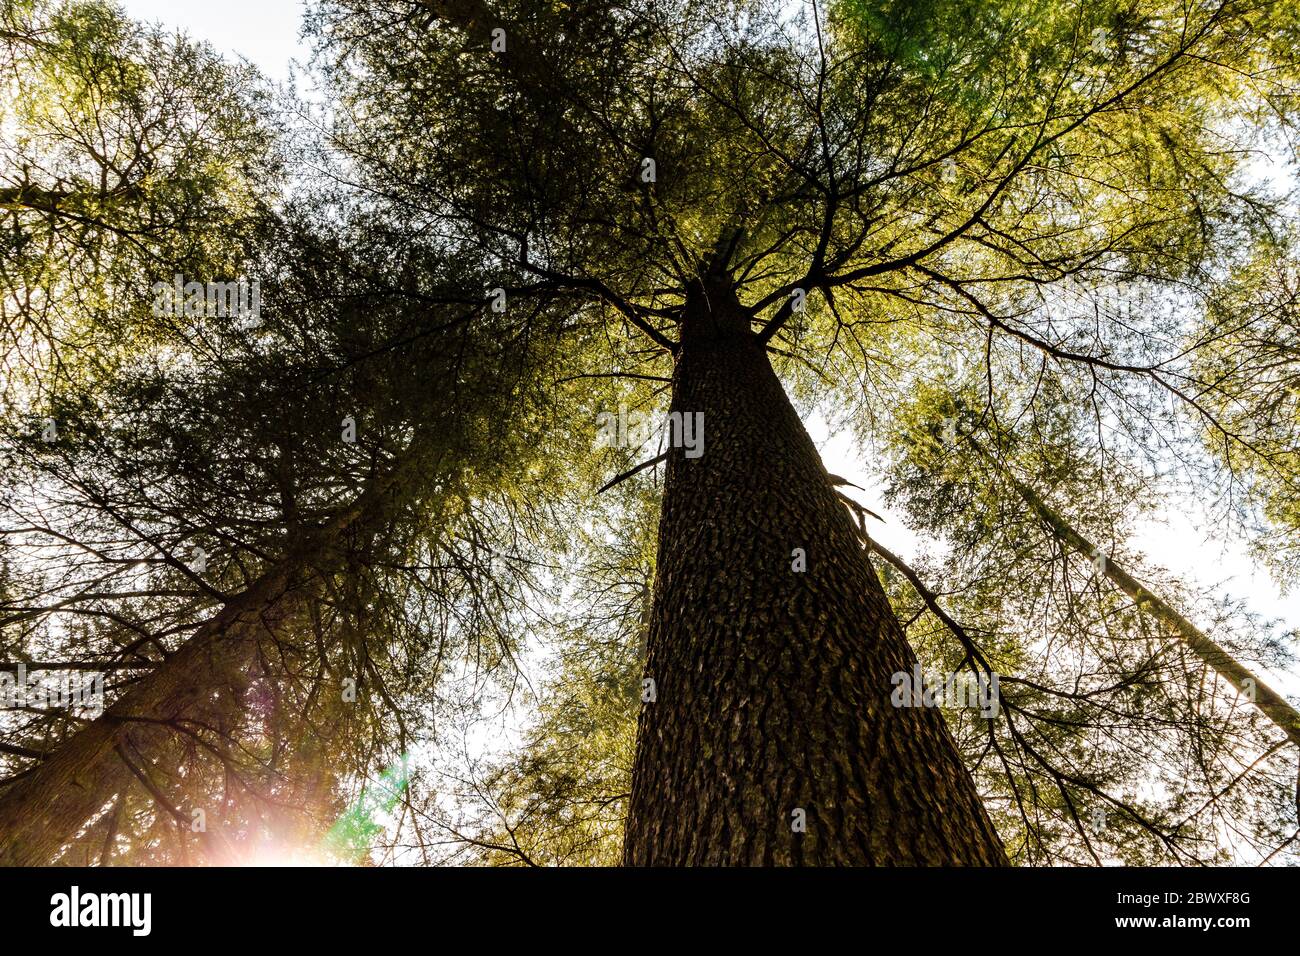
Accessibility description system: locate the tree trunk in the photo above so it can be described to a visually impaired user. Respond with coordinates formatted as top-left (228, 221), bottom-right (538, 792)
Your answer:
top-left (0, 576), bottom-right (298, 866)
top-left (622, 275), bottom-right (1006, 865)
top-left (994, 454), bottom-right (1300, 749)
top-left (0, 455), bottom-right (411, 866)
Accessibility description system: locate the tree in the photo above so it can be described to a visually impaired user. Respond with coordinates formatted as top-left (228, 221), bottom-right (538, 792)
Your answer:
top-left (859, 364), bottom-right (1300, 863)
top-left (1190, 238), bottom-right (1300, 582)
top-left (0, 0), bottom-right (582, 863)
top-left (304, 0), bottom-right (1299, 863)
top-left (6, 0), bottom-right (1300, 865)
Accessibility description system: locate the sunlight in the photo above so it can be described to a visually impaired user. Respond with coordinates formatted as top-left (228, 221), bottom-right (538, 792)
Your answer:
top-left (237, 845), bottom-right (332, 868)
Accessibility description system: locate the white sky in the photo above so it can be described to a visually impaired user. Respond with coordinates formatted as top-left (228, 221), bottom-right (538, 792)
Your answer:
top-left (119, 0), bottom-right (308, 81)
top-left (117, 0), bottom-right (1300, 700)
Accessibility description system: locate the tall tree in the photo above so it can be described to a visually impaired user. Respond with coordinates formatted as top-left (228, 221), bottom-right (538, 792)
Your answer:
top-left (5, 0), bottom-right (1300, 866)
top-left (305, 0), bottom-right (1300, 863)
top-left (0, 0), bottom-right (579, 863)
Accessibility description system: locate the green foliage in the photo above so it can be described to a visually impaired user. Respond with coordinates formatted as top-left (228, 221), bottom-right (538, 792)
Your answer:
top-left (1192, 236), bottom-right (1300, 583)
top-left (5, 0), bottom-right (1300, 865)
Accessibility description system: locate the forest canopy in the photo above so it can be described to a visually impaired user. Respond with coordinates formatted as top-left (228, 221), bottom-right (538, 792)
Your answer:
top-left (1, 0), bottom-right (1300, 866)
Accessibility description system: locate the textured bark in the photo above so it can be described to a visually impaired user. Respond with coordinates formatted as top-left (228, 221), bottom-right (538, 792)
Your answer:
top-left (622, 276), bottom-right (1006, 865)
top-left (0, 460), bottom-right (408, 866)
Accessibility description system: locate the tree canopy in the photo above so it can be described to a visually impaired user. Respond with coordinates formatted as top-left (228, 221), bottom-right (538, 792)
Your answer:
top-left (3, 0), bottom-right (1300, 865)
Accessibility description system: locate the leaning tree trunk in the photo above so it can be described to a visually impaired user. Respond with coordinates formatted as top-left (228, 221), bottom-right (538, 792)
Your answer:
top-left (994, 455), bottom-right (1300, 749)
top-left (0, 571), bottom-right (302, 866)
top-left (622, 275), bottom-right (1006, 865)
top-left (0, 452), bottom-right (413, 866)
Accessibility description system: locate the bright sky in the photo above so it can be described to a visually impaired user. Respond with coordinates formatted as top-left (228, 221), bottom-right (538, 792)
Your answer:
top-left (118, 0), bottom-right (308, 81)
top-left (117, 0), bottom-right (1300, 701)
top-left (812, 410), bottom-right (1300, 625)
